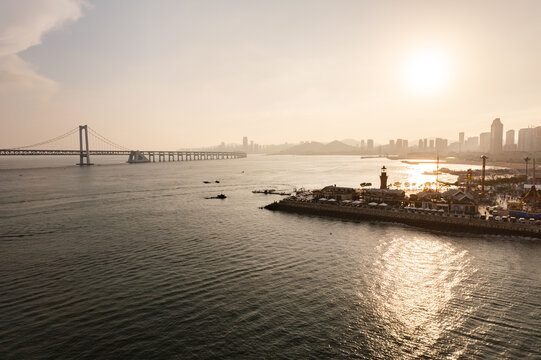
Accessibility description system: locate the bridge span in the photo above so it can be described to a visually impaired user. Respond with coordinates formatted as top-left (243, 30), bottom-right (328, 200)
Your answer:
top-left (0, 125), bottom-right (246, 165)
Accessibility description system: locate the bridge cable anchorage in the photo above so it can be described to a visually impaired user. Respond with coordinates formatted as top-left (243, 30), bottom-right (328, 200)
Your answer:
top-left (7, 127), bottom-right (79, 150)
top-left (87, 126), bottom-right (130, 151)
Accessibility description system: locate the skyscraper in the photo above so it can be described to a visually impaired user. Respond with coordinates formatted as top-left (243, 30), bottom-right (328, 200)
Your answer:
top-left (459, 132), bottom-right (465, 153)
top-left (490, 118), bottom-right (503, 153)
top-left (367, 139), bottom-right (374, 151)
top-left (504, 129), bottom-right (516, 151)
top-left (518, 128), bottom-right (535, 151)
top-left (480, 132), bottom-right (491, 153)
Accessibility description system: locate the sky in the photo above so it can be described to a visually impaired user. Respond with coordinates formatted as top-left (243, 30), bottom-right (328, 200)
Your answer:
top-left (1, 0), bottom-right (541, 149)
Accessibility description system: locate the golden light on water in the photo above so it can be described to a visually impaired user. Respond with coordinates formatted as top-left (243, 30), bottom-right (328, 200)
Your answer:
top-left (364, 237), bottom-right (478, 358)
top-left (393, 161), bottom-right (459, 191)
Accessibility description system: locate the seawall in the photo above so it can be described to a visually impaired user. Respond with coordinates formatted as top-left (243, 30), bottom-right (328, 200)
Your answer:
top-left (265, 200), bottom-right (541, 239)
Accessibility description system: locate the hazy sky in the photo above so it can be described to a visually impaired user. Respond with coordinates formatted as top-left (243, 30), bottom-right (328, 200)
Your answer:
top-left (2, 0), bottom-right (541, 149)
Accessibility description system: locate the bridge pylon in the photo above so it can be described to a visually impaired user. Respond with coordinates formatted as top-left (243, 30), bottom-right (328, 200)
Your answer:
top-left (77, 125), bottom-right (93, 166)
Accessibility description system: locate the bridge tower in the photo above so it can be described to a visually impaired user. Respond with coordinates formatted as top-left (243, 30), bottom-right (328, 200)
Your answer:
top-left (78, 125), bottom-right (93, 166)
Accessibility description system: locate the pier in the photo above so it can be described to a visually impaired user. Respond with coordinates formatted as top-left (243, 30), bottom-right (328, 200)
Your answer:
top-left (265, 199), bottom-right (541, 239)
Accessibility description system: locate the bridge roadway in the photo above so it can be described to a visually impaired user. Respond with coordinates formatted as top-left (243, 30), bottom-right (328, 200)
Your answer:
top-left (0, 149), bottom-right (246, 162)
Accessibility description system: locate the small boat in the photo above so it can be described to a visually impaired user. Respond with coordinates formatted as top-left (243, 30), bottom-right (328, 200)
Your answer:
top-left (203, 181), bottom-right (211, 184)
top-left (215, 180), bottom-right (220, 183)
top-left (205, 194), bottom-right (227, 199)
top-left (252, 189), bottom-right (291, 196)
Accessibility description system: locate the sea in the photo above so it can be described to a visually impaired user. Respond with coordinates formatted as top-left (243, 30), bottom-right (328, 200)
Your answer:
top-left (1, 155), bottom-right (540, 359)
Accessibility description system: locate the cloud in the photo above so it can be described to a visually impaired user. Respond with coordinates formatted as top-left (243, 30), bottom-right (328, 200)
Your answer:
top-left (0, 0), bottom-right (86, 90)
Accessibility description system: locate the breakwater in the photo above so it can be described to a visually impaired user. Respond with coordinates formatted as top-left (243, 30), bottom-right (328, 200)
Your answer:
top-left (265, 199), bottom-right (541, 239)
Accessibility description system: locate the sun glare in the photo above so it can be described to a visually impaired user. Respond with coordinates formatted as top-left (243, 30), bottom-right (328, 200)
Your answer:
top-left (402, 49), bottom-right (451, 96)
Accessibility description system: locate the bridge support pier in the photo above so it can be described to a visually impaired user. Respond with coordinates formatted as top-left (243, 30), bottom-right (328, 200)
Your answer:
top-left (77, 125), bottom-right (93, 166)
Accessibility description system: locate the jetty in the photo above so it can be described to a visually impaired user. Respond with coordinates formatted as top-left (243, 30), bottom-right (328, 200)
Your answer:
top-left (265, 199), bottom-right (541, 239)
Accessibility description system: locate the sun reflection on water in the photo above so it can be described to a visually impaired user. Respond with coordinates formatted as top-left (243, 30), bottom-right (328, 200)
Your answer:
top-left (362, 236), bottom-right (478, 358)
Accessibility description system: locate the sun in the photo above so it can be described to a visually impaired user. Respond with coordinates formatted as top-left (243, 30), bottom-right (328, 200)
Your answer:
top-left (402, 49), bottom-right (451, 96)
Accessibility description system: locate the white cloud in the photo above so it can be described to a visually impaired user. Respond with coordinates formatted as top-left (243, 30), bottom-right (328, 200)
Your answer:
top-left (0, 0), bottom-right (86, 90)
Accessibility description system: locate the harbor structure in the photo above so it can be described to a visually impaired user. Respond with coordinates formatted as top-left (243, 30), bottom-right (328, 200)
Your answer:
top-left (379, 166), bottom-right (388, 189)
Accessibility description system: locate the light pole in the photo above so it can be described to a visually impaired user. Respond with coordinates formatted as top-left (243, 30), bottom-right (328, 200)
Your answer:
top-left (525, 156), bottom-right (531, 182)
top-left (481, 155), bottom-right (487, 195)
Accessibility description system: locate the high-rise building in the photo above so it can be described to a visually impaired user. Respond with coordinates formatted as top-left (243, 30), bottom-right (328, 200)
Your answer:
top-left (423, 138), bottom-right (428, 149)
top-left (435, 138), bottom-right (448, 153)
top-left (243, 136), bottom-right (248, 149)
top-left (465, 136), bottom-right (479, 151)
top-left (506, 129), bottom-right (515, 146)
top-left (480, 132), bottom-right (491, 153)
top-left (535, 126), bottom-right (541, 151)
top-left (518, 128), bottom-right (535, 151)
top-left (395, 139), bottom-right (402, 153)
top-left (504, 130), bottom-right (516, 152)
top-left (367, 139), bottom-right (374, 151)
top-left (418, 139), bottom-right (423, 150)
top-left (429, 139), bottom-right (435, 150)
top-left (459, 132), bottom-right (465, 152)
top-left (361, 139), bottom-right (365, 150)
top-left (490, 118), bottom-right (503, 153)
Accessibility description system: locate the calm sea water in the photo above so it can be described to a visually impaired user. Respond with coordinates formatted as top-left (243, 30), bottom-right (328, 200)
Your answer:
top-left (1, 155), bottom-right (540, 359)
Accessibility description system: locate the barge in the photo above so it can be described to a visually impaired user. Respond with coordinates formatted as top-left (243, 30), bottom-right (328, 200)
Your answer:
top-left (265, 199), bottom-right (541, 239)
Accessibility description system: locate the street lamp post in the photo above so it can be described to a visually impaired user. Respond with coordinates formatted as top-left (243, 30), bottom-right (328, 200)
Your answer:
top-left (481, 155), bottom-right (487, 195)
top-left (525, 156), bottom-right (531, 182)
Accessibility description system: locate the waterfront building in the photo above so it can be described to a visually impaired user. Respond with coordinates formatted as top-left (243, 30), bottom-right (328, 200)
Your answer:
top-left (423, 138), bottom-right (428, 149)
top-left (362, 188), bottom-right (406, 206)
top-left (243, 136), bottom-right (248, 150)
top-left (490, 118), bottom-right (503, 153)
top-left (418, 139), bottom-right (424, 150)
top-left (459, 132), bottom-right (465, 152)
top-left (429, 139), bottom-right (435, 150)
top-left (314, 185), bottom-right (358, 201)
top-left (443, 189), bottom-right (478, 215)
top-left (480, 132), bottom-right (491, 153)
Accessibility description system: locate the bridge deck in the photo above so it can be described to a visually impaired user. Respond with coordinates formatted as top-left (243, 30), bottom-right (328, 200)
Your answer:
top-left (0, 149), bottom-right (246, 157)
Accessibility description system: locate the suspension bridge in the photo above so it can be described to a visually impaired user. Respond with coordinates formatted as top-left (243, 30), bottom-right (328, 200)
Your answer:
top-left (0, 125), bottom-right (246, 165)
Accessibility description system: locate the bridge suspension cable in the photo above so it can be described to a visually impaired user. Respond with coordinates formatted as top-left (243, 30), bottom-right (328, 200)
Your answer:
top-left (8, 127), bottom-right (80, 150)
top-left (87, 126), bottom-right (130, 151)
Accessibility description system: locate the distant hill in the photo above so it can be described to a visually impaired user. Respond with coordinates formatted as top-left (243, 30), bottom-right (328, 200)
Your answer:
top-left (277, 140), bottom-right (362, 155)
top-left (340, 138), bottom-right (362, 147)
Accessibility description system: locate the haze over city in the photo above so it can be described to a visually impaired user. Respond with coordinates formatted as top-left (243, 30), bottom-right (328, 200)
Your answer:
top-left (2, 0), bottom-right (541, 149)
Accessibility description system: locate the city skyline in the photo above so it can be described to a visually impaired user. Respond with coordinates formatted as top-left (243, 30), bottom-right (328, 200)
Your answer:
top-left (2, 1), bottom-right (541, 149)
top-left (215, 118), bottom-right (541, 155)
